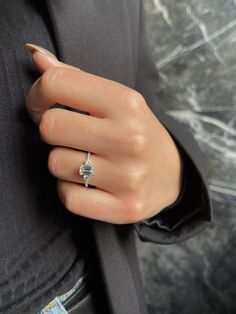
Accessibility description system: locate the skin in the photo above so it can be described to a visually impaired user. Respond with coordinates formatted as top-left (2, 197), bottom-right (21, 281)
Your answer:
top-left (24, 43), bottom-right (184, 224)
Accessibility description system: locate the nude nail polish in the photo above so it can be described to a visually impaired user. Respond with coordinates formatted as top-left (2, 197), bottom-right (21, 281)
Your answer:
top-left (25, 43), bottom-right (58, 60)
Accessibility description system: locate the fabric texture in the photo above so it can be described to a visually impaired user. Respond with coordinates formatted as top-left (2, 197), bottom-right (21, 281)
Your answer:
top-left (0, 2), bottom-right (94, 313)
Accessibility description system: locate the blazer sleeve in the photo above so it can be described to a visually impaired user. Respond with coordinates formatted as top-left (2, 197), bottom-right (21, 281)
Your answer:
top-left (133, 1), bottom-right (213, 244)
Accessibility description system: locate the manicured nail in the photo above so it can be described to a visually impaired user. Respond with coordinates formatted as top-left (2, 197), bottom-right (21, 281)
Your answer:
top-left (25, 43), bottom-right (58, 60)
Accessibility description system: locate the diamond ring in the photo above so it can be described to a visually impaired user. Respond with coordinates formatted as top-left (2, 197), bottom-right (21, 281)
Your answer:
top-left (79, 151), bottom-right (95, 187)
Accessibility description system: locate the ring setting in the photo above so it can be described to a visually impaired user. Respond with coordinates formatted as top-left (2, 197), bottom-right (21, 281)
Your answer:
top-left (79, 151), bottom-right (95, 187)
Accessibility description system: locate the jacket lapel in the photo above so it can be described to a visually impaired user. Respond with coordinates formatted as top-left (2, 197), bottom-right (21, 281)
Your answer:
top-left (91, 220), bottom-right (142, 313)
top-left (47, 0), bottom-right (135, 86)
top-left (46, 1), bottom-right (142, 313)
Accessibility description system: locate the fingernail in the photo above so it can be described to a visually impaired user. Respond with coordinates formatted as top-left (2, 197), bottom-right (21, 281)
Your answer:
top-left (25, 43), bottom-right (58, 60)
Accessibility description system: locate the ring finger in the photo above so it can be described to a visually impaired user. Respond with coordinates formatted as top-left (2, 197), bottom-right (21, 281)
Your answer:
top-left (48, 146), bottom-right (124, 193)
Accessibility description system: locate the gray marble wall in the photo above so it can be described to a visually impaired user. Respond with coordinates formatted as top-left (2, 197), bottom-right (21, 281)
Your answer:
top-left (136, 1), bottom-right (236, 313)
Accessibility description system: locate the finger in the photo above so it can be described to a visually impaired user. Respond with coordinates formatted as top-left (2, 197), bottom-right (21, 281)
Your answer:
top-left (39, 108), bottom-right (142, 159)
top-left (25, 43), bottom-right (133, 124)
top-left (39, 108), bottom-right (111, 155)
top-left (48, 146), bottom-right (126, 193)
top-left (57, 180), bottom-right (133, 224)
top-left (25, 43), bottom-right (76, 74)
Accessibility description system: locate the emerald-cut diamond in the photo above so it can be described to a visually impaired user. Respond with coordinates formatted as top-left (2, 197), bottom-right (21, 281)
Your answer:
top-left (79, 157), bottom-right (95, 187)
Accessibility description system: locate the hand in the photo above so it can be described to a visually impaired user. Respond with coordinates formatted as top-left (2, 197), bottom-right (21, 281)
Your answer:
top-left (24, 43), bottom-right (183, 224)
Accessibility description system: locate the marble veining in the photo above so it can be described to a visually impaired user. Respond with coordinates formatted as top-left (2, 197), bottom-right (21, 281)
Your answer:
top-left (136, 1), bottom-right (236, 313)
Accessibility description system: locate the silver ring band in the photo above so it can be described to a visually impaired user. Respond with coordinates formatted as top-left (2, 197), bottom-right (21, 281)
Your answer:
top-left (79, 151), bottom-right (95, 187)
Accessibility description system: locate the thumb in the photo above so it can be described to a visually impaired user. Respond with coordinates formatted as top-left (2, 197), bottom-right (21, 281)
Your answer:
top-left (25, 43), bottom-right (77, 74)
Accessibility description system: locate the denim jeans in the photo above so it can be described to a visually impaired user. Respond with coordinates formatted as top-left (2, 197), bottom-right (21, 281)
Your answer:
top-left (37, 269), bottom-right (92, 314)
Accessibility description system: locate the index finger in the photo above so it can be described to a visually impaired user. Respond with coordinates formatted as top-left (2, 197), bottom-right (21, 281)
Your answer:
top-left (25, 65), bottom-right (133, 125)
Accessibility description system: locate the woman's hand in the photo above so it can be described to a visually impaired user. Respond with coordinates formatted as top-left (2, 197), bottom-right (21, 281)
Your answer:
top-left (25, 43), bottom-right (183, 224)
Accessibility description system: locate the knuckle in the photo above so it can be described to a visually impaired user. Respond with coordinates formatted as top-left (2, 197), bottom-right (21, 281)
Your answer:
top-left (40, 67), bottom-right (65, 94)
top-left (132, 200), bottom-right (145, 222)
top-left (126, 169), bottom-right (144, 191)
top-left (63, 192), bottom-right (73, 212)
top-left (124, 198), bottom-right (145, 223)
top-left (122, 128), bottom-right (148, 155)
top-left (124, 90), bottom-right (145, 112)
top-left (58, 185), bottom-right (73, 212)
top-left (39, 110), bottom-right (55, 142)
top-left (124, 165), bottom-right (147, 192)
top-left (48, 148), bottom-right (61, 176)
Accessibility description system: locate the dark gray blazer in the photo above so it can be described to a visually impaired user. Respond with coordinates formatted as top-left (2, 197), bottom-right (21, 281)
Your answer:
top-left (47, 1), bottom-right (213, 313)
top-left (0, 1), bottom-right (213, 313)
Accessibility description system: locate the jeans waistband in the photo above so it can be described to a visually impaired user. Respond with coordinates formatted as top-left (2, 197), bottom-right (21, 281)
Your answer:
top-left (38, 267), bottom-right (95, 314)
